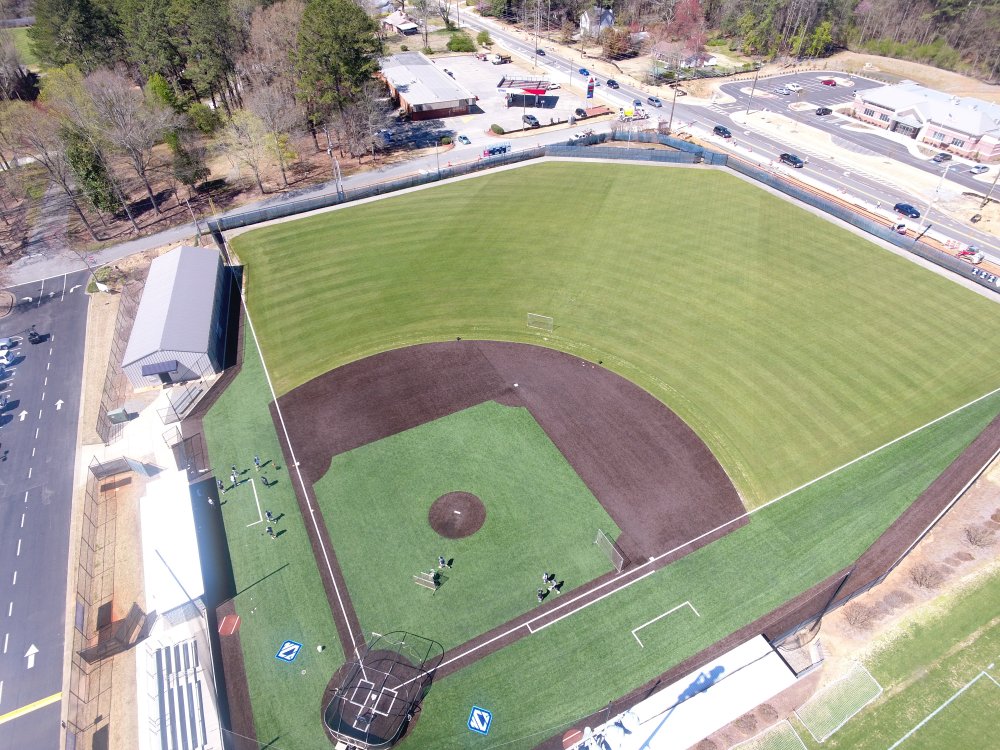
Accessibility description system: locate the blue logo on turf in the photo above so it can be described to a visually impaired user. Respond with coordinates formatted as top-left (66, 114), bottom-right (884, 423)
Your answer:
top-left (275, 640), bottom-right (303, 662)
top-left (468, 706), bottom-right (492, 735)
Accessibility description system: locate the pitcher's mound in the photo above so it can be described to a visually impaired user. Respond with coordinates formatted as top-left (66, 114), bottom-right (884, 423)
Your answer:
top-left (429, 492), bottom-right (486, 538)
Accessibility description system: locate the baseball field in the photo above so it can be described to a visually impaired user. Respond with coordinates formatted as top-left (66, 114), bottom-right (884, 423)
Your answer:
top-left (204, 160), bottom-right (1000, 749)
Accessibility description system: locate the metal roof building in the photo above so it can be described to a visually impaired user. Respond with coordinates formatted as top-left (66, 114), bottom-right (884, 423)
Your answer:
top-left (122, 246), bottom-right (226, 389)
top-left (380, 52), bottom-right (477, 120)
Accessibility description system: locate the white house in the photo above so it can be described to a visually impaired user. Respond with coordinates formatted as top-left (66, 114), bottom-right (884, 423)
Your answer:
top-left (580, 7), bottom-right (614, 38)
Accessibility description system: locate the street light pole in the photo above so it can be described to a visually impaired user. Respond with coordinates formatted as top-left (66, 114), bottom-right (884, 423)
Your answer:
top-left (745, 63), bottom-right (762, 116)
top-left (923, 163), bottom-right (951, 228)
top-left (981, 166), bottom-right (1000, 208)
top-left (667, 83), bottom-right (679, 133)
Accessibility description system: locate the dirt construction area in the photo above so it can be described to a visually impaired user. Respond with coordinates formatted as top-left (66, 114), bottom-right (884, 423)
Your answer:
top-left (274, 339), bottom-right (745, 565)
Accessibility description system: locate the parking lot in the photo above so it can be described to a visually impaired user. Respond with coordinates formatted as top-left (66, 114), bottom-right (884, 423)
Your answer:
top-left (412, 53), bottom-right (602, 151)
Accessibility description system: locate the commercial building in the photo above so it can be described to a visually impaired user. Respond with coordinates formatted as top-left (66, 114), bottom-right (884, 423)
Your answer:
top-left (380, 52), bottom-right (478, 120)
top-left (122, 246), bottom-right (226, 389)
top-left (853, 82), bottom-right (1000, 161)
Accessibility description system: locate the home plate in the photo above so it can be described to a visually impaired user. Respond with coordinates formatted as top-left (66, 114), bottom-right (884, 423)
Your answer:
top-left (218, 614), bottom-right (241, 636)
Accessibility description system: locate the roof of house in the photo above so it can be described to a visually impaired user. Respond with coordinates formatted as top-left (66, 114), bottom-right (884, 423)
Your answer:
top-left (380, 52), bottom-right (477, 108)
top-left (122, 246), bottom-right (221, 367)
top-left (383, 10), bottom-right (417, 30)
top-left (580, 7), bottom-right (614, 25)
top-left (859, 82), bottom-right (1000, 137)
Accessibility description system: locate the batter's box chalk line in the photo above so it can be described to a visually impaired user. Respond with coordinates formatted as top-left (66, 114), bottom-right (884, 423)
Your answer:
top-left (631, 601), bottom-right (700, 648)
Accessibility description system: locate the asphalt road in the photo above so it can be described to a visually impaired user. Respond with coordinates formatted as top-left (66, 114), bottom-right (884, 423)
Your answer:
top-left (0, 270), bottom-right (89, 749)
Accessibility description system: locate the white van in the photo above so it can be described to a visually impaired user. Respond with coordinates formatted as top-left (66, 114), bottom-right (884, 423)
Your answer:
top-left (0, 337), bottom-right (13, 351)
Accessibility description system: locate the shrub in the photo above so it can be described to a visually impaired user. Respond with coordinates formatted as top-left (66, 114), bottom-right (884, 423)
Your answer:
top-left (187, 102), bottom-right (221, 134)
top-left (490, 123), bottom-right (505, 134)
top-left (400, 44), bottom-right (408, 52)
top-left (422, 46), bottom-right (433, 55)
top-left (477, 30), bottom-right (492, 47)
top-left (964, 524), bottom-right (995, 548)
top-left (883, 590), bottom-right (913, 609)
top-left (844, 601), bottom-right (876, 629)
top-left (909, 563), bottom-right (944, 589)
top-left (734, 713), bottom-right (758, 734)
top-left (440, 136), bottom-right (452, 145)
top-left (759, 704), bottom-right (779, 722)
top-left (447, 32), bottom-right (476, 52)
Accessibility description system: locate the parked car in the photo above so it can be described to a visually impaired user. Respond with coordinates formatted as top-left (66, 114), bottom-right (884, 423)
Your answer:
top-left (815, 107), bottom-right (832, 116)
top-left (773, 86), bottom-right (791, 95)
top-left (457, 135), bottom-right (471, 145)
top-left (970, 165), bottom-right (989, 174)
top-left (786, 83), bottom-right (803, 92)
top-left (0, 351), bottom-right (12, 366)
top-left (578, 67), bottom-right (589, 76)
top-left (0, 337), bottom-right (12, 351)
top-left (535, 48), bottom-right (545, 56)
top-left (779, 153), bottom-right (805, 168)
top-left (647, 96), bottom-right (662, 107)
top-left (632, 99), bottom-right (642, 108)
top-left (606, 79), bottom-right (619, 88)
top-left (522, 114), bottom-right (540, 128)
top-left (713, 125), bottom-right (732, 138)
top-left (894, 202), bottom-right (921, 219)
top-left (820, 79), bottom-right (836, 86)
top-left (932, 152), bottom-right (952, 163)
top-left (547, 82), bottom-right (560, 90)
top-left (574, 107), bottom-right (588, 118)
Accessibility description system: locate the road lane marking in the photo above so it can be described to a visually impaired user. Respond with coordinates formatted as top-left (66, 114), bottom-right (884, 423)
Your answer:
top-left (30, 448), bottom-right (34, 457)
top-left (2, 634), bottom-right (6, 653)
top-left (46, 362), bottom-right (49, 371)
top-left (60, 274), bottom-right (66, 301)
top-left (10, 571), bottom-right (15, 585)
top-left (22, 491), bottom-right (27, 502)
top-left (40, 392), bottom-right (44, 401)
top-left (36, 279), bottom-right (43, 308)
top-left (33, 428), bottom-right (37, 439)
top-left (7, 602), bottom-right (11, 616)
top-left (16, 539), bottom-right (20, 556)
top-left (0, 691), bottom-right (61, 726)
top-left (25, 467), bottom-right (30, 479)
top-left (20, 513), bottom-right (24, 528)
top-left (43, 377), bottom-right (46, 386)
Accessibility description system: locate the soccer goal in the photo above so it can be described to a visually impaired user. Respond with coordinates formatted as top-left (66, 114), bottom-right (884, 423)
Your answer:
top-left (526, 313), bottom-right (554, 332)
top-left (595, 528), bottom-right (627, 572)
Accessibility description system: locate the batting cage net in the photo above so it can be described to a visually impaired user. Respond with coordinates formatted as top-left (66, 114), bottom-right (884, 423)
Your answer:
top-left (595, 528), bottom-right (628, 572)
top-left (324, 631), bottom-right (443, 749)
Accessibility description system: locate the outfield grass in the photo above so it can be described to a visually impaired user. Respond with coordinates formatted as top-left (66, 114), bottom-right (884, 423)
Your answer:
top-left (231, 162), bottom-right (1000, 508)
top-left (795, 565), bottom-right (1000, 749)
top-left (202, 331), bottom-right (344, 749)
top-left (314, 400), bottom-right (619, 651)
top-left (203, 323), bottom-right (1000, 748)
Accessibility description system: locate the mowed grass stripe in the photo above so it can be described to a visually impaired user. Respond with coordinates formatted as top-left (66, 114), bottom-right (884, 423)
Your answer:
top-left (233, 162), bottom-right (1000, 508)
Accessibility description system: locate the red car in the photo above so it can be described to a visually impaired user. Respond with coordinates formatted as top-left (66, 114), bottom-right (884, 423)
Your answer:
top-left (821, 79), bottom-right (836, 86)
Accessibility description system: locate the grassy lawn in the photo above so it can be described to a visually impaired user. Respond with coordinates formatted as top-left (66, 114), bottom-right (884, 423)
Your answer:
top-left (9, 27), bottom-right (38, 69)
top-left (230, 162), bottom-right (1000, 508)
top-left (314, 400), bottom-right (620, 651)
top-left (795, 565), bottom-right (1000, 749)
top-left (202, 327), bottom-right (344, 749)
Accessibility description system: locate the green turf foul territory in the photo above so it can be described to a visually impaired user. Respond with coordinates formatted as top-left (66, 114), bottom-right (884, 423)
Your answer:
top-left (313, 400), bottom-right (621, 651)
top-left (232, 162), bottom-right (1000, 508)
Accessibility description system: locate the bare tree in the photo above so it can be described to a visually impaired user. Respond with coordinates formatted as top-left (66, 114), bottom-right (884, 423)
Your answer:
top-left (221, 110), bottom-right (271, 194)
top-left (340, 81), bottom-right (392, 164)
top-left (239, 0), bottom-right (306, 101)
top-left (0, 27), bottom-right (28, 100)
top-left (9, 102), bottom-right (101, 241)
top-left (85, 70), bottom-right (178, 214)
top-left (246, 82), bottom-right (301, 189)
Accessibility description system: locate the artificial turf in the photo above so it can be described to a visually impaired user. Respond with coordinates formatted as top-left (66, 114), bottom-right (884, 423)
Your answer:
top-left (313, 400), bottom-right (620, 651)
top-left (202, 329), bottom-right (344, 750)
top-left (230, 162), bottom-right (1000, 509)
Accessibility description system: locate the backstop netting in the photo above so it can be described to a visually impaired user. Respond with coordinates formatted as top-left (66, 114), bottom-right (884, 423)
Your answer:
top-left (595, 528), bottom-right (627, 572)
top-left (794, 662), bottom-right (883, 742)
top-left (527, 312), bottom-right (554, 332)
top-left (324, 631), bottom-right (444, 749)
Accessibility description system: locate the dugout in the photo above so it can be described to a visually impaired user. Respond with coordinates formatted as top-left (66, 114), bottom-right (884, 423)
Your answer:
top-left (122, 246), bottom-right (226, 389)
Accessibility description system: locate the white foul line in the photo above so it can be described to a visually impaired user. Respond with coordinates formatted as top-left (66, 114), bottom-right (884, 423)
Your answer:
top-left (245, 478), bottom-right (264, 527)
top-left (240, 283), bottom-right (361, 656)
top-left (631, 601), bottom-right (700, 648)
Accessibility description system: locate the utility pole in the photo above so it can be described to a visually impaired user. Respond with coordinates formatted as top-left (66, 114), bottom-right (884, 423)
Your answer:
top-left (667, 83), bottom-right (680, 133)
top-left (981, 166), bottom-right (1000, 208)
top-left (923, 163), bottom-right (951, 228)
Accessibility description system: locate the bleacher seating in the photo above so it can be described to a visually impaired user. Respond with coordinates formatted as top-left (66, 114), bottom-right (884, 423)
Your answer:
top-left (146, 638), bottom-right (211, 750)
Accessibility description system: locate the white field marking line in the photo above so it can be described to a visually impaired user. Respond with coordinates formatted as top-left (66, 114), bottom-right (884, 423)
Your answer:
top-left (528, 569), bottom-right (657, 634)
top-left (886, 668), bottom-right (999, 750)
top-left (245, 478), bottom-right (264, 527)
top-left (631, 601), bottom-right (700, 648)
top-left (395, 384), bottom-right (1000, 690)
top-left (241, 297), bottom-right (361, 657)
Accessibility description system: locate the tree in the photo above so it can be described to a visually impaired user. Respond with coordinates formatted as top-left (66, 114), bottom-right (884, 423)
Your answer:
top-left (295, 0), bottom-right (381, 134)
top-left (221, 110), bottom-right (271, 194)
top-left (62, 125), bottom-right (119, 214)
top-left (341, 80), bottom-right (392, 164)
top-left (0, 28), bottom-right (29, 100)
top-left (170, 140), bottom-right (210, 198)
top-left (167, 0), bottom-right (242, 111)
top-left (806, 20), bottom-right (833, 57)
top-left (246, 83), bottom-right (301, 188)
top-left (9, 102), bottom-right (101, 240)
top-left (239, 0), bottom-right (306, 101)
top-left (476, 29), bottom-right (493, 46)
top-left (86, 69), bottom-right (178, 213)
top-left (116, 0), bottom-right (186, 88)
top-left (412, 0), bottom-right (431, 51)
top-left (28, 0), bottom-right (123, 72)
top-left (447, 32), bottom-right (476, 52)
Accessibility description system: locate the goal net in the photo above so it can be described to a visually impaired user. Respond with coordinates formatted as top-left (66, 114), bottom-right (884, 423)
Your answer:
top-left (527, 313), bottom-right (554, 332)
top-left (595, 528), bottom-right (627, 572)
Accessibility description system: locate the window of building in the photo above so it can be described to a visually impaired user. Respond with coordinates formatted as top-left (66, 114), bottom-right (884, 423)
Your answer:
top-left (879, 114), bottom-right (890, 122)
top-left (864, 108), bottom-right (875, 117)
top-left (932, 131), bottom-right (946, 141)
top-left (951, 137), bottom-right (965, 147)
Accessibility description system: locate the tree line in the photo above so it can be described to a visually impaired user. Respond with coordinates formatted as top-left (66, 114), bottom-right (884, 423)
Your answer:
top-left (0, 0), bottom-right (393, 244)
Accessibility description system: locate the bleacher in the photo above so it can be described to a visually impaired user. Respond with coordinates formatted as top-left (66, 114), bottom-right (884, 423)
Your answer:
top-left (145, 639), bottom-right (213, 750)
